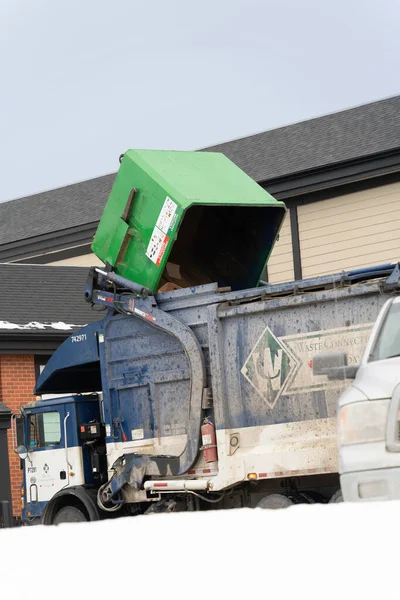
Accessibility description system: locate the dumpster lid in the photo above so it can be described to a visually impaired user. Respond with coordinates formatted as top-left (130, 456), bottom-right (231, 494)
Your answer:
top-left (92, 150), bottom-right (286, 292)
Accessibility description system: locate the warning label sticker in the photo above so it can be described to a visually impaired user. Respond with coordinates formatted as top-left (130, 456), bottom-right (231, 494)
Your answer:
top-left (155, 196), bottom-right (178, 235)
top-left (134, 307), bottom-right (156, 322)
top-left (146, 226), bottom-right (169, 266)
top-left (131, 428), bottom-right (144, 441)
top-left (146, 196), bottom-right (177, 266)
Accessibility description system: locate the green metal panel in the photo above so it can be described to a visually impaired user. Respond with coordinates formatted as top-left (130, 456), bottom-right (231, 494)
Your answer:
top-left (92, 149), bottom-right (287, 292)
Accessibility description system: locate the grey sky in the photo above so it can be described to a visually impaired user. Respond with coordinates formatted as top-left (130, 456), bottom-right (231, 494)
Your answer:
top-left (1, 0), bottom-right (399, 203)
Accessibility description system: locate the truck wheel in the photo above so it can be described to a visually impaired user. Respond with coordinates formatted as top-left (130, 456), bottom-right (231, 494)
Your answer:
top-left (53, 506), bottom-right (88, 524)
top-left (329, 490), bottom-right (343, 503)
top-left (256, 493), bottom-right (294, 509)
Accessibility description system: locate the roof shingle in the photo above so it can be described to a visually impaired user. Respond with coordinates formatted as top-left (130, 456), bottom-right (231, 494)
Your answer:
top-left (0, 174), bottom-right (115, 245)
top-left (1, 96), bottom-right (399, 248)
top-left (202, 96), bottom-right (400, 182)
top-left (0, 264), bottom-right (100, 335)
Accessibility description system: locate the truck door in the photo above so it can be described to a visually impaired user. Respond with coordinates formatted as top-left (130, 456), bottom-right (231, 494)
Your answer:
top-left (25, 406), bottom-right (70, 506)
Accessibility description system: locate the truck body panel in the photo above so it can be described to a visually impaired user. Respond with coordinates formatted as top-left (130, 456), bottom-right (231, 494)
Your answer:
top-left (99, 277), bottom-right (390, 495)
top-left (31, 266), bottom-right (400, 513)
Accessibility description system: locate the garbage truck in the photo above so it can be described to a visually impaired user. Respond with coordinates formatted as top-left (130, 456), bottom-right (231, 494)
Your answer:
top-left (314, 293), bottom-right (400, 503)
top-left (14, 149), bottom-right (400, 523)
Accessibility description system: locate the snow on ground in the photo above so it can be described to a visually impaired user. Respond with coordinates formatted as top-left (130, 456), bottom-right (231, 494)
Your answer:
top-left (0, 501), bottom-right (396, 599)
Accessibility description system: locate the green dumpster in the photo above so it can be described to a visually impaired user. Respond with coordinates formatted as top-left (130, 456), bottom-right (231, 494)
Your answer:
top-left (92, 149), bottom-right (286, 292)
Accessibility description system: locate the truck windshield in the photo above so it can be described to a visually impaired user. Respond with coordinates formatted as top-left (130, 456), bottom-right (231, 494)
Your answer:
top-left (369, 301), bottom-right (400, 362)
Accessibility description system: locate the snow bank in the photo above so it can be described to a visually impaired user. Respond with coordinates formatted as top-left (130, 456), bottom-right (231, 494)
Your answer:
top-left (0, 502), bottom-right (396, 599)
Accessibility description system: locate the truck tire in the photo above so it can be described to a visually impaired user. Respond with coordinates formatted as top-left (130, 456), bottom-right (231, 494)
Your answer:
top-left (256, 493), bottom-right (294, 509)
top-left (41, 487), bottom-right (100, 525)
top-left (53, 506), bottom-right (88, 524)
top-left (329, 490), bottom-right (343, 503)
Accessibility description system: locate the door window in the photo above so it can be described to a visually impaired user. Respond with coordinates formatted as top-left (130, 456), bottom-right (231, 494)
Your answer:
top-left (28, 412), bottom-right (61, 448)
top-left (369, 302), bottom-right (400, 362)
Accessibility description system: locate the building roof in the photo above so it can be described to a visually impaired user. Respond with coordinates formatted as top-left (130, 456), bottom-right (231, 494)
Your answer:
top-left (1, 96), bottom-right (400, 250)
top-left (0, 174), bottom-right (115, 246)
top-left (0, 264), bottom-right (99, 337)
top-left (202, 95), bottom-right (400, 183)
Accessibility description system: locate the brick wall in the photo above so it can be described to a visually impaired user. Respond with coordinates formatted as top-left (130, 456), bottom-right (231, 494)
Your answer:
top-left (0, 355), bottom-right (36, 516)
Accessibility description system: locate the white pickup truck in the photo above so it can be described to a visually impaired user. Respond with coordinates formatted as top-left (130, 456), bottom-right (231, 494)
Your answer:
top-left (315, 296), bottom-right (400, 502)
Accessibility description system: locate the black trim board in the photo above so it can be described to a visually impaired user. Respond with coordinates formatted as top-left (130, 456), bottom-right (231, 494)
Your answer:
top-left (262, 264), bottom-right (269, 283)
top-left (0, 223), bottom-right (98, 263)
top-left (0, 334), bottom-right (67, 355)
top-left (289, 207), bottom-right (302, 280)
top-left (18, 244), bottom-right (94, 265)
top-left (263, 149), bottom-right (400, 200)
top-left (283, 169), bottom-right (400, 208)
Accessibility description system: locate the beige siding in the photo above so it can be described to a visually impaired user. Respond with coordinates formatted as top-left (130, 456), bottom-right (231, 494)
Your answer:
top-left (48, 253), bottom-right (104, 267)
top-left (267, 210), bottom-right (295, 283)
top-left (298, 182), bottom-right (400, 279)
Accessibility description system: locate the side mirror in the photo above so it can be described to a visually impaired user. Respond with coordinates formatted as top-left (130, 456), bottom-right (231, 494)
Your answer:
top-left (312, 351), bottom-right (358, 381)
top-left (16, 445), bottom-right (28, 460)
top-left (339, 364), bottom-right (359, 380)
top-left (16, 416), bottom-right (25, 448)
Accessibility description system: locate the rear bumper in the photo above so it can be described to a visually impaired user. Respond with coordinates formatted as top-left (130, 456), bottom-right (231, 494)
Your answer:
top-left (340, 467), bottom-right (400, 502)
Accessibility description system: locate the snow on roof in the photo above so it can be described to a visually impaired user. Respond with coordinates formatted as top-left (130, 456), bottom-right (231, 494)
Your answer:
top-left (0, 321), bottom-right (84, 331)
top-left (0, 263), bottom-right (99, 337)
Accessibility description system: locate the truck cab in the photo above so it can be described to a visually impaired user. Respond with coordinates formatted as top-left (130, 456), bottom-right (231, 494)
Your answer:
top-left (317, 296), bottom-right (400, 502)
top-left (19, 394), bottom-right (106, 523)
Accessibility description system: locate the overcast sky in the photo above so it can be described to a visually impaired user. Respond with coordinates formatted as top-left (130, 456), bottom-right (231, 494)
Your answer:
top-left (1, 0), bottom-right (399, 203)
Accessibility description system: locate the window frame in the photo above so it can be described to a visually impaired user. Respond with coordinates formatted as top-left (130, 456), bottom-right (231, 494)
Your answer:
top-left (28, 410), bottom-right (63, 450)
